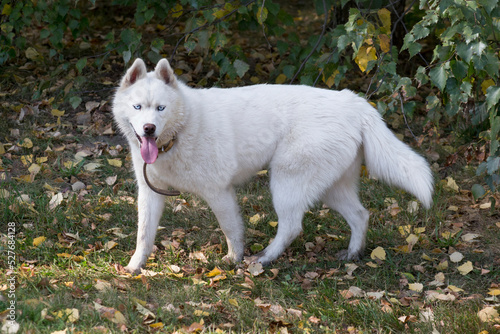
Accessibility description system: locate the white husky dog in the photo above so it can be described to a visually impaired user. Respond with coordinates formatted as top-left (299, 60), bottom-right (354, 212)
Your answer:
top-left (113, 58), bottom-right (433, 274)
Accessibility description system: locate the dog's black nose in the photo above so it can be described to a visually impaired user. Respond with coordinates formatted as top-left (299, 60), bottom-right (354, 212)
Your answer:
top-left (143, 123), bottom-right (156, 136)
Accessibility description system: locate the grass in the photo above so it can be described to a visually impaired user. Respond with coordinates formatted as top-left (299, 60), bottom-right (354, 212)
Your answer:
top-left (1, 102), bottom-right (500, 334)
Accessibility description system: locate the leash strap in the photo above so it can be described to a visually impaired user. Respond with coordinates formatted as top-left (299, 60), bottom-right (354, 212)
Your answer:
top-left (143, 163), bottom-right (181, 196)
top-left (142, 136), bottom-right (181, 197)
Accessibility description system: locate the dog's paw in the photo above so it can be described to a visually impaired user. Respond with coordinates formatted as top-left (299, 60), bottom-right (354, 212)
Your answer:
top-left (336, 249), bottom-right (362, 261)
top-left (222, 252), bottom-right (243, 264)
top-left (243, 255), bottom-right (260, 265)
top-left (124, 265), bottom-right (143, 275)
top-left (221, 254), bottom-right (234, 264)
top-left (243, 251), bottom-right (272, 266)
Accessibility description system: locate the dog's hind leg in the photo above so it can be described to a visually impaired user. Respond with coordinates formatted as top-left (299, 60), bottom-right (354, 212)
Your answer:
top-left (247, 176), bottom-right (309, 265)
top-left (322, 157), bottom-right (369, 261)
top-left (125, 186), bottom-right (166, 274)
top-left (204, 187), bottom-right (245, 263)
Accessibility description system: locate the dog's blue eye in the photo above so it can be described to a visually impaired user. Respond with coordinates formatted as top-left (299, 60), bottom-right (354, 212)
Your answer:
top-left (133, 104), bottom-right (141, 110)
top-left (157, 105), bottom-right (165, 111)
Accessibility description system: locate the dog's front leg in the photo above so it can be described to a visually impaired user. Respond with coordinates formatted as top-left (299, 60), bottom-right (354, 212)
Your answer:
top-left (125, 184), bottom-right (165, 274)
top-left (204, 188), bottom-right (245, 263)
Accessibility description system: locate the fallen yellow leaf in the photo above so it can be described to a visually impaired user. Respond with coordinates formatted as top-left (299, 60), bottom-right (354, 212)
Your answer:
top-left (19, 138), bottom-right (33, 148)
top-left (488, 288), bottom-right (500, 296)
top-left (457, 261), bottom-right (473, 275)
top-left (194, 309), bottom-right (210, 316)
top-left (21, 154), bottom-right (33, 165)
top-left (414, 227), bottom-right (426, 234)
top-left (206, 267), bottom-right (223, 278)
top-left (104, 240), bottom-right (118, 251)
top-left (477, 306), bottom-right (500, 323)
top-left (408, 283), bottom-right (423, 292)
top-left (447, 285), bottom-right (464, 293)
top-left (28, 163), bottom-right (41, 174)
top-left (370, 246), bottom-right (386, 260)
top-left (33, 236), bottom-right (46, 247)
top-left (51, 109), bottom-right (65, 117)
top-left (445, 176), bottom-right (459, 192)
top-left (53, 308), bottom-right (79, 323)
top-left (93, 302), bottom-right (127, 325)
top-left (189, 251), bottom-right (208, 263)
top-left (43, 183), bottom-right (59, 192)
top-left (421, 253), bottom-right (433, 261)
top-left (441, 231), bottom-right (459, 239)
top-left (63, 160), bottom-right (76, 169)
top-left (434, 272), bottom-right (445, 283)
top-left (345, 263), bottom-right (359, 276)
top-left (398, 225), bottom-right (411, 236)
top-left (406, 234), bottom-right (419, 246)
top-left (15, 174), bottom-right (32, 183)
top-left (107, 158), bottom-right (122, 167)
top-left (36, 156), bottom-right (48, 164)
top-left (393, 244), bottom-right (410, 254)
top-left (192, 277), bottom-right (207, 285)
top-left (436, 260), bottom-right (448, 271)
top-left (131, 297), bottom-right (147, 306)
top-left (249, 213), bottom-right (262, 225)
top-left (57, 253), bottom-right (84, 262)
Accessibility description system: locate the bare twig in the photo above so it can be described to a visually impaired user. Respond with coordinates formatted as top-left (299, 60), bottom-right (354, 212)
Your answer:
top-left (290, 0), bottom-right (328, 84)
top-left (388, 0), bottom-right (429, 66)
top-left (366, 72), bottom-right (388, 100)
top-left (170, 0), bottom-right (257, 63)
top-left (365, 52), bottom-right (386, 99)
top-left (313, 48), bottom-right (336, 87)
top-left (399, 90), bottom-right (418, 142)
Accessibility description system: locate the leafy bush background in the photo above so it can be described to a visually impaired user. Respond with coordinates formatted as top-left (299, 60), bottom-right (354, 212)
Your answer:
top-left (1, 0), bottom-right (499, 195)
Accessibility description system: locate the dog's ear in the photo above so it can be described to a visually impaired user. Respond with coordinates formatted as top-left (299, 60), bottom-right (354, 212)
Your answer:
top-left (155, 59), bottom-right (177, 88)
top-left (121, 59), bottom-right (147, 89)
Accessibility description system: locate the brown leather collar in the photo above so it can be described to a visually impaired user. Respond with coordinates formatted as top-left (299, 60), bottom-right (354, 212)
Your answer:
top-left (158, 135), bottom-right (176, 155)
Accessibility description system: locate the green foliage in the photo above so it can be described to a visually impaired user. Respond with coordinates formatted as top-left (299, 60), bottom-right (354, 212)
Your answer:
top-left (405, 0), bottom-right (500, 194)
top-left (1, 0), bottom-right (499, 192)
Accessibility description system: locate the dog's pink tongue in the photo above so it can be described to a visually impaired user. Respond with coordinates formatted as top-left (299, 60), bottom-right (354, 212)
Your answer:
top-left (141, 136), bottom-right (158, 164)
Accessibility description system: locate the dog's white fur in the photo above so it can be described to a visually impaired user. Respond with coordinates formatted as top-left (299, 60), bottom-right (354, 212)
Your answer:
top-left (113, 58), bottom-right (433, 274)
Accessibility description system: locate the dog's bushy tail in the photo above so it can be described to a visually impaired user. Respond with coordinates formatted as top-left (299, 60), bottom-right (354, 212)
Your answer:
top-left (362, 107), bottom-right (433, 209)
